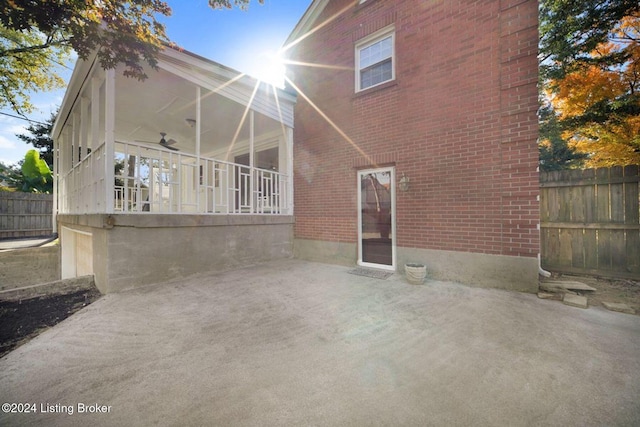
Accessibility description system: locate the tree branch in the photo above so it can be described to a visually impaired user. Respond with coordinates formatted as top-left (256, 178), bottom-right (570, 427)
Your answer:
top-left (0, 39), bottom-right (70, 56)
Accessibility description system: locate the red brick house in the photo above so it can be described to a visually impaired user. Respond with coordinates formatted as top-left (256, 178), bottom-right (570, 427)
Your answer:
top-left (285, 0), bottom-right (540, 291)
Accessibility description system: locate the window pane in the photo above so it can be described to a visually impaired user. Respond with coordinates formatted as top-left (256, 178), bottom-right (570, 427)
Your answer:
top-left (360, 35), bottom-right (392, 69)
top-left (360, 58), bottom-right (392, 89)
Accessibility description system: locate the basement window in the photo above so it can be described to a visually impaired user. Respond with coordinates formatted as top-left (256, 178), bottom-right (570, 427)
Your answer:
top-left (355, 26), bottom-right (395, 92)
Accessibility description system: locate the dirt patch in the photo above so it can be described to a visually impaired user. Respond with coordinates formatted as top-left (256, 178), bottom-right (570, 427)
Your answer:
top-left (0, 289), bottom-right (101, 358)
top-left (548, 274), bottom-right (640, 315)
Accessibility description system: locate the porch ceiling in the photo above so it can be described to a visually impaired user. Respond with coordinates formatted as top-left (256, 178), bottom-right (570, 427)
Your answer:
top-left (114, 67), bottom-right (283, 157)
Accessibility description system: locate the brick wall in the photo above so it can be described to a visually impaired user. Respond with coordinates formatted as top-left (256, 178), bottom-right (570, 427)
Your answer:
top-left (289, 0), bottom-right (539, 258)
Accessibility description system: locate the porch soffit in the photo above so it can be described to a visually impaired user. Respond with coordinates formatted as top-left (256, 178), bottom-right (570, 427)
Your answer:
top-left (158, 48), bottom-right (295, 128)
top-left (53, 47), bottom-right (295, 142)
top-left (113, 67), bottom-right (286, 155)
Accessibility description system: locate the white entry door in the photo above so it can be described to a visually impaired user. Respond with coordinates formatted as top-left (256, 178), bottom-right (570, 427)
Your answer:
top-left (357, 167), bottom-right (396, 270)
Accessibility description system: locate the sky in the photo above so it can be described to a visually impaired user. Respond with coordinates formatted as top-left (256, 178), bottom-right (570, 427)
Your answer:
top-left (0, 0), bottom-right (312, 166)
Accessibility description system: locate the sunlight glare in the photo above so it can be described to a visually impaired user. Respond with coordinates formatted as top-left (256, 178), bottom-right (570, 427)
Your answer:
top-left (253, 49), bottom-right (287, 88)
top-left (284, 75), bottom-right (375, 167)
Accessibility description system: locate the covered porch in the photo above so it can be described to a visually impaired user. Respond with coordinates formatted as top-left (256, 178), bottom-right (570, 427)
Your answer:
top-left (53, 47), bottom-right (295, 217)
top-left (52, 48), bottom-right (297, 292)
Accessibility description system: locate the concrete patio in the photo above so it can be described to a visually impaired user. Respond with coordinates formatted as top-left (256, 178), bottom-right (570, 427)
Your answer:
top-left (1, 260), bottom-right (639, 426)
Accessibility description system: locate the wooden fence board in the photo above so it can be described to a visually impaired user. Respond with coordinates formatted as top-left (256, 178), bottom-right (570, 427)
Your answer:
top-left (541, 228), bottom-right (559, 267)
top-left (547, 185), bottom-right (559, 222)
top-left (540, 166), bottom-right (640, 280)
top-left (559, 229), bottom-right (573, 267)
top-left (625, 166), bottom-right (639, 224)
top-left (598, 230), bottom-right (612, 271)
top-left (596, 185), bottom-right (610, 222)
top-left (571, 185), bottom-right (585, 222)
top-left (627, 231), bottom-right (640, 274)
top-left (584, 229), bottom-right (598, 270)
top-left (570, 229), bottom-right (584, 269)
top-left (558, 182), bottom-right (571, 221)
top-left (611, 230), bottom-right (626, 271)
top-left (610, 167), bottom-right (625, 222)
top-left (540, 179), bottom-right (550, 222)
top-left (582, 169), bottom-right (597, 223)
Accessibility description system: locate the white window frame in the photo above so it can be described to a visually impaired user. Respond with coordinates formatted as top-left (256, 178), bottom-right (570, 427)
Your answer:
top-left (355, 26), bottom-right (395, 92)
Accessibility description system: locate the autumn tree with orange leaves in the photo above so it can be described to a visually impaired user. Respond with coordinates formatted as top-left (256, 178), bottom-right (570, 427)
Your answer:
top-left (539, 1), bottom-right (640, 170)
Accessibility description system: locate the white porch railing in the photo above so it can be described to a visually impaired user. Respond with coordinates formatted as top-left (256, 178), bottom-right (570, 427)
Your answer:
top-left (59, 143), bottom-right (107, 215)
top-left (58, 141), bottom-right (290, 215)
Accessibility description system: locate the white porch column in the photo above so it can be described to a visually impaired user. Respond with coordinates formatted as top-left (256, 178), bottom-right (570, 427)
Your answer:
top-left (104, 68), bottom-right (116, 214)
top-left (286, 126), bottom-right (294, 215)
top-left (90, 77), bottom-right (101, 213)
top-left (249, 110), bottom-right (255, 213)
top-left (72, 111), bottom-right (79, 169)
top-left (59, 130), bottom-right (66, 203)
top-left (52, 130), bottom-right (58, 233)
top-left (80, 96), bottom-right (89, 160)
top-left (196, 85), bottom-right (201, 211)
top-left (59, 129), bottom-right (68, 213)
top-left (90, 77), bottom-right (101, 151)
top-left (58, 125), bottom-right (69, 176)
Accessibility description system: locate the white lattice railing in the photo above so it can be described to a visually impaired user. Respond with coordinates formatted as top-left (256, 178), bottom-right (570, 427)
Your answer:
top-left (59, 141), bottom-right (290, 215)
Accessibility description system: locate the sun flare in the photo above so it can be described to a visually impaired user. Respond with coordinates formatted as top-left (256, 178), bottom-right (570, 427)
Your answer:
top-left (253, 49), bottom-right (287, 88)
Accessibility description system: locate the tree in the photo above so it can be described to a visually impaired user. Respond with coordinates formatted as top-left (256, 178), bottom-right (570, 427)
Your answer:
top-left (16, 111), bottom-right (57, 168)
top-left (0, 150), bottom-right (53, 193)
top-left (20, 149), bottom-right (53, 193)
top-left (540, 2), bottom-right (640, 168)
top-left (0, 161), bottom-right (22, 191)
top-left (1, 0), bottom-right (261, 116)
top-left (0, 26), bottom-right (68, 115)
top-left (207, 0), bottom-right (259, 10)
top-left (538, 104), bottom-right (588, 171)
top-left (539, 0), bottom-right (640, 81)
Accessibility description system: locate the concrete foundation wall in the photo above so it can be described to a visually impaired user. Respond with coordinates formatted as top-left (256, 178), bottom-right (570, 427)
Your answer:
top-left (294, 238), bottom-right (539, 293)
top-left (58, 214), bottom-right (294, 293)
top-left (396, 247), bottom-right (539, 293)
top-left (0, 246), bottom-right (60, 291)
top-left (293, 238), bottom-right (357, 267)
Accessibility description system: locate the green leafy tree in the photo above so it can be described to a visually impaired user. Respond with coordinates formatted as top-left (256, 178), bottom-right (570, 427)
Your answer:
top-left (1, 0), bottom-right (261, 116)
top-left (538, 104), bottom-right (588, 171)
top-left (0, 26), bottom-right (68, 115)
top-left (20, 149), bottom-right (53, 193)
top-left (16, 111), bottom-right (57, 168)
top-left (0, 161), bottom-right (22, 191)
top-left (540, 0), bottom-right (640, 81)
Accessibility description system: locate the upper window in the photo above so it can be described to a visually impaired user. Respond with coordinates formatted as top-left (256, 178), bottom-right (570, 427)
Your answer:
top-left (356, 27), bottom-right (395, 92)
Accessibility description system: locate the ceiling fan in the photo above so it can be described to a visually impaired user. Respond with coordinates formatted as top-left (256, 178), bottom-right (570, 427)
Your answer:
top-left (158, 132), bottom-right (179, 151)
top-left (136, 132), bottom-right (179, 151)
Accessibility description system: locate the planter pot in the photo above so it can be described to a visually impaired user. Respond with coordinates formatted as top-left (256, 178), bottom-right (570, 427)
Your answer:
top-left (405, 263), bottom-right (427, 285)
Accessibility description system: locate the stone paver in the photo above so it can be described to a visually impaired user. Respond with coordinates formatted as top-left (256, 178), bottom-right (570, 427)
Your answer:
top-left (563, 293), bottom-right (589, 309)
top-left (603, 301), bottom-right (636, 315)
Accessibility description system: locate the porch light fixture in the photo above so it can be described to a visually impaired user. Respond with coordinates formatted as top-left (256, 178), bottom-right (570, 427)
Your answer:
top-left (185, 118), bottom-right (196, 128)
top-left (398, 173), bottom-right (410, 192)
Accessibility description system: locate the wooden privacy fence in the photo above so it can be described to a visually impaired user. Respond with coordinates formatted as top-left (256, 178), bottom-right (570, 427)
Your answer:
top-left (0, 192), bottom-right (54, 239)
top-left (540, 165), bottom-right (640, 280)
